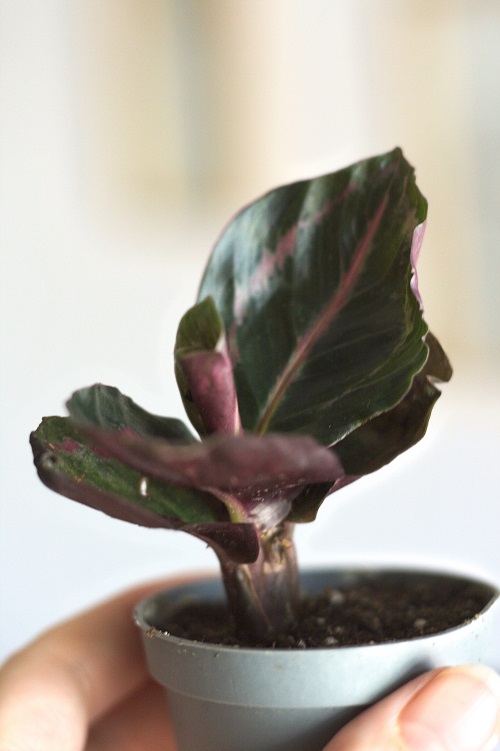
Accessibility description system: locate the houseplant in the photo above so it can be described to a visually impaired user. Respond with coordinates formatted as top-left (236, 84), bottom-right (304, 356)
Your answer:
top-left (30, 148), bottom-right (499, 750)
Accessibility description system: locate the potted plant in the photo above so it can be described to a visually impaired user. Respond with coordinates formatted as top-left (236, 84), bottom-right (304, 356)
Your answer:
top-left (30, 148), bottom-right (499, 751)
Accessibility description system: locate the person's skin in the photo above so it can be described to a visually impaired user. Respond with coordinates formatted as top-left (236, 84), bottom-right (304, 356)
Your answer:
top-left (1, 577), bottom-right (499, 751)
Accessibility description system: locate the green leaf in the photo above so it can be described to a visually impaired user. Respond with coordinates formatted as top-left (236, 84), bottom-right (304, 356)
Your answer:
top-left (67, 384), bottom-right (197, 444)
top-left (198, 148), bottom-right (429, 445)
top-left (30, 416), bottom-right (223, 525)
top-left (30, 416), bottom-right (260, 563)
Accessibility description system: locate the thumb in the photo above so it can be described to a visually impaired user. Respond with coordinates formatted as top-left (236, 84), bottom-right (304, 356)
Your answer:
top-left (323, 665), bottom-right (500, 751)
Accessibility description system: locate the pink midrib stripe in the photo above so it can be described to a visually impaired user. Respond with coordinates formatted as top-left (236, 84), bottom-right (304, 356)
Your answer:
top-left (257, 194), bottom-right (389, 434)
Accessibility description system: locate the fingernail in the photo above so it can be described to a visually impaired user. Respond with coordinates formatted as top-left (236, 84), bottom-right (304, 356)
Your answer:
top-left (398, 665), bottom-right (500, 751)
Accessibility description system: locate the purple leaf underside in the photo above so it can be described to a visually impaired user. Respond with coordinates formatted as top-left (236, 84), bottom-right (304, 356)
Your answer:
top-left (74, 425), bottom-right (346, 494)
top-left (65, 383), bottom-right (345, 527)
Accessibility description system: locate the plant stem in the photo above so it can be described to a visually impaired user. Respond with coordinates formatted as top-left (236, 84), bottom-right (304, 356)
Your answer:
top-left (219, 522), bottom-right (299, 644)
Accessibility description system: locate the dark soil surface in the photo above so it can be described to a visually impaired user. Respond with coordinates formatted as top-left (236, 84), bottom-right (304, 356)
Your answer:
top-left (160, 578), bottom-right (489, 649)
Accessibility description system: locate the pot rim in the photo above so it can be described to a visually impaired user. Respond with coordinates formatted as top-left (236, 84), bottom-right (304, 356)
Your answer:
top-left (135, 565), bottom-right (499, 655)
top-left (135, 566), bottom-right (499, 707)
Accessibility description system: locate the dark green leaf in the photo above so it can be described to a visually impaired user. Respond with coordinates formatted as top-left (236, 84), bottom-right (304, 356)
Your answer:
top-left (286, 330), bottom-right (452, 522)
top-left (67, 384), bottom-right (197, 444)
top-left (286, 479), bottom-right (354, 524)
top-left (198, 148), bottom-right (429, 445)
top-left (333, 330), bottom-right (452, 475)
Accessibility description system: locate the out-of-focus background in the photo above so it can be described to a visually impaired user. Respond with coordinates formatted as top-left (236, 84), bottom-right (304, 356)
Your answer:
top-left (1, 1), bottom-right (499, 663)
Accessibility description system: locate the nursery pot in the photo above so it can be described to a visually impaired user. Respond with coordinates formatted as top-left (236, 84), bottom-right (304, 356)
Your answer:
top-left (135, 568), bottom-right (499, 751)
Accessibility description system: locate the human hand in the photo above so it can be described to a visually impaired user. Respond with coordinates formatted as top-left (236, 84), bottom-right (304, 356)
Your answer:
top-left (0, 578), bottom-right (184, 750)
top-left (1, 579), bottom-right (499, 751)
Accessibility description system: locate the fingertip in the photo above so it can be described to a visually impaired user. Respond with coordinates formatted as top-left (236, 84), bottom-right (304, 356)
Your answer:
top-left (398, 665), bottom-right (500, 751)
top-left (323, 665), bottom-right (500, 751)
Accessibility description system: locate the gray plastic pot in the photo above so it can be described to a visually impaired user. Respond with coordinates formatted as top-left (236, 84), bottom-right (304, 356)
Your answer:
top-left (135, 568), bottom-right (499, 751)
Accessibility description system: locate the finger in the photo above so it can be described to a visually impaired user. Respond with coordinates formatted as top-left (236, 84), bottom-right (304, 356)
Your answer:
top-left (85, 679), bottom-right (175, 751)
top-left (0, 574), bottom-right (201, 751)
top-left (323, 665), bottom-right (500, 751)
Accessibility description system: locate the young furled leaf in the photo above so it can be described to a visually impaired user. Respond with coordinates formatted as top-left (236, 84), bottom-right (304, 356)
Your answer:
top-left (174, 297), bottom-right (242, 436)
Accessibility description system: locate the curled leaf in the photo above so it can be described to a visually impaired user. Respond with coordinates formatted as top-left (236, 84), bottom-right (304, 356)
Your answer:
top-left (333, 330), bottom-right (452, 476)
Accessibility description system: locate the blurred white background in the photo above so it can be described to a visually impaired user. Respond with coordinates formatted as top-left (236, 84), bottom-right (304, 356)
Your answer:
top-left (1, 0), bottom-right (499, 663)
